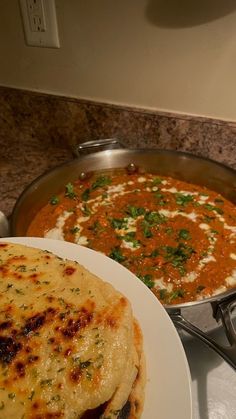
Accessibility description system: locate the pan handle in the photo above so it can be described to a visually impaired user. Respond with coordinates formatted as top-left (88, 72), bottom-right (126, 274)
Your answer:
top-left (169, 293), bottom-right (236, 370)
top-left (72, 138), bottom-right (124, 157)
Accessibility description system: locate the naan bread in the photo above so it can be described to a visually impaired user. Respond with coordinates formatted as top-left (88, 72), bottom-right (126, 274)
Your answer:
top-left (105, 320), bottom-right (146, 419)
top-left (0, 242), bottom-right (145, 418)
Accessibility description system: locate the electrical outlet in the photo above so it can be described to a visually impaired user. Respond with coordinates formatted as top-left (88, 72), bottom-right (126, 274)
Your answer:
top-left (19, 0), bottom-right (60, 48)
top-left (27, 0), bottom-right (46, 32)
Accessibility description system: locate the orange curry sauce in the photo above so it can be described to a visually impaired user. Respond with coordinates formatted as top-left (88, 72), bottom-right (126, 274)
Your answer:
top-left (27, 170), bottom-right (236, 305)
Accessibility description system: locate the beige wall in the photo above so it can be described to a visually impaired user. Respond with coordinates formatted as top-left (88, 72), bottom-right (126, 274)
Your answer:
top-left (1, 0), bottom-right (236, 120)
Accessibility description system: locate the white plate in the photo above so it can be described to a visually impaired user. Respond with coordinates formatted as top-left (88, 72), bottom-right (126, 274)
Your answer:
top-left (3, 237), bottom-right (192, 419)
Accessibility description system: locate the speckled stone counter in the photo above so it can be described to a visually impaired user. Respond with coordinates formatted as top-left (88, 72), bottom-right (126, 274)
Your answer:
top-left (1, 86), bottom-right (236, 217)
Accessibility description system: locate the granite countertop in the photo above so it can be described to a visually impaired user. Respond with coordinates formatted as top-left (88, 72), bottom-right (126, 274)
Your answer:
top-left (1, 86), bottom-right (236, 220)
top-left (0, 136), bottom-right (72, 218)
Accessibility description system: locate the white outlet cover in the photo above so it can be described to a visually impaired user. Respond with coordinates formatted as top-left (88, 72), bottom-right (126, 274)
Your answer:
top-left (19, 0), bottom-right (60, 48)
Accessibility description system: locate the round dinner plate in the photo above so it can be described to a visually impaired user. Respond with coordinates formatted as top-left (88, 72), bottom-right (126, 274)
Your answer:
top-left (3, 237), bottom-right (192, 419)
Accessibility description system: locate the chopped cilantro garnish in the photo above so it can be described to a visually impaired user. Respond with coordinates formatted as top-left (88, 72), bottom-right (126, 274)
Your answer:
top-left (110, 218), bottom-right (127, 229)
top-left (70, 227), bottom-right (80, 234)
top-left (165, 227), bottom-right (173, 235)
top-left (109, 247), bottom-right (126, 263)
top-left (153, 177), bottom-right (163, 185)
top-left (40, 379), bottom-right (53, 387)
top-left (81, 176), bottom-right (111, 202)
top-left (178, 229), bottom-right (191, 241)
top-left (158, 289), bottom-right (167, 300)
top-left (169, 289), bottom-right (185, 302)
top-left (175, 193), bottom-right (194, 206)
top-left (144, 211), bottom-right (167, 225)
top-left (82, 204), bottom-right (91, 216)
top-left (70, 287), bottom-right (80, 294)
top-left (123, 232), bottom-right (140, 248)
top-left (126, 205), bottom-right (145, 218)
top-left (178, 265), bottom-right (186, 276)
top-left (50, 196), bottom-right (59, 205)
top-left (204, 203), bottom-right (224, 215)
top-left (204, 203), bottom-right (217, 211)
top-left (163, 243), bottom-right (195, 274)
top-left (123, 232), bottom-right (135, 240)
top-left (155, 192), bottom-right (165, 202)
top-left (65, 183), bottom-right (76, 199)
top-left (138, 274), bottom-right (154, 288)
top-left (141, 211), bottom-right (166, 238)
top-left (81, 188), bottom-right (90, 201)
top-left (159, 289), bottom-right (167, 300)
top-left (16, 265), bottom-right (27, 272)
top-left (51, 394), bottom-right (61, 401)
top-left (15, 288), bottom-right (24, 295)
top-left (80, 360), bottom-right (91, 369)
top-left (150, 249), bottom-right (159, 257)
top-left (91, 176), bottom-right (111, 190)
top-left (142, 220), bottom-right (153, 238)
top-left (203, 214), bottom-right (215, 223)
top-left (89, 220), bottom-right (104, 234)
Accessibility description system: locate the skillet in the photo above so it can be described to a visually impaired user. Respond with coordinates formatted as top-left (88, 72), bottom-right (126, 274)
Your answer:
top-left (10, 139), bottom-right (236, 369)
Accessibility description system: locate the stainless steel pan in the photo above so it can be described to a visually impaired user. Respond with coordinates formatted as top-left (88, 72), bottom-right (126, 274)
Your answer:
top-left (10, 139), bottom-right (236, 369)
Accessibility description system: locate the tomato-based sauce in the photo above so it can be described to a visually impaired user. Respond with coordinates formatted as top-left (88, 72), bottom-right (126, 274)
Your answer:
top-left (27, 170), bottom-right (236, 305)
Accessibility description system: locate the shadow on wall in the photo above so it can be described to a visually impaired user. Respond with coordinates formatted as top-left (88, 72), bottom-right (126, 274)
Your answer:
top-left (146, 0), bottom-right (236, 28)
